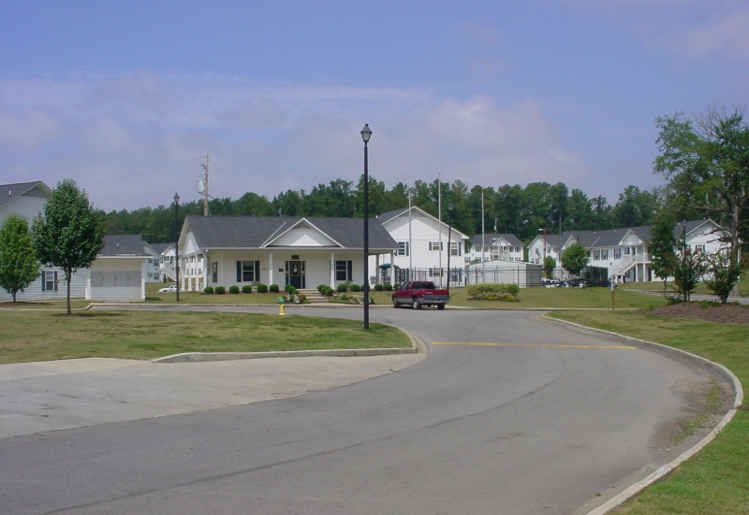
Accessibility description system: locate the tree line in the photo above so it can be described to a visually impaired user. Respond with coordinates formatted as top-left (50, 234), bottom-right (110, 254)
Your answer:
top-left (102, 179), bottom-right (661, 245)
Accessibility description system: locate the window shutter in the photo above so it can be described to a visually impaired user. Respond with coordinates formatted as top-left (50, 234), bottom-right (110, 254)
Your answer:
top-left (347, 260), bottom-right (353, 282)
top-left (53, 271), bottom-right (58, 291)
top-left (255, 261), bottom-right (260, 282)
top-left (236, 261), bottom-right (242, 282)
top-left (41, 271), bottom-right (46, 292)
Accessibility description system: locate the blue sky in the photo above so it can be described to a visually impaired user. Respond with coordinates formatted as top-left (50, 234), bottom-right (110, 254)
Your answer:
top-left (1, 0), bottom-right (747, 212)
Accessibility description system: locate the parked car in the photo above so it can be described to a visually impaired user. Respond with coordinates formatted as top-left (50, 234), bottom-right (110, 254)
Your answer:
top-left (392, 281), bottom-right (450, 310)
top-left (565, 278), bottom-right (587, 288)
top-left (158, 284), bottom-right (178, 293)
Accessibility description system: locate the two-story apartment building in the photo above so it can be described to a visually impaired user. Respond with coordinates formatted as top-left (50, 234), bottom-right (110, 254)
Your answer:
top-left (373, 206), bottom-right (469, 285)
top-left (466, 233), bottom-right (524, 263)
top-left (527, 219), bottom-right (728, 282)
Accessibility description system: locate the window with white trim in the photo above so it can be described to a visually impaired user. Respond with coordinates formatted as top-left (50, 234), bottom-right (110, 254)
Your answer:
top-left (42, 270), bottom-right (58, 292)
top-left (429, 241), bottom-right (443, 251)
top-left (397, 242), bottom-right (409, 256)
top-left (335, 260), bottom-right (352, 281)
top-left (236, 260), bottom-right (260, 282)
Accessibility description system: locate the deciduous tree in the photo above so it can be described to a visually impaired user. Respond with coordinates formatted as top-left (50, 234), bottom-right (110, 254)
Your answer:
top-left (32, 179), bottom-right (105, 314)
top-left (0, 214), bottom-right (39, 302)
top-left (561, 241), bottom-right (588, 277)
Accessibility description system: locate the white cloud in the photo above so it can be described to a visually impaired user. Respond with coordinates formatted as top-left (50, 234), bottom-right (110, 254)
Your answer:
top-left (0, 71), bottom-right (592, 211)
top-left (660, 3), bottom-right (749, 60)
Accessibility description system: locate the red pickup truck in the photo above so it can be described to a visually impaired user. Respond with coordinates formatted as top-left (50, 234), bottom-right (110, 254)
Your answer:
top-left (392, 281), bottom-right (450, 310)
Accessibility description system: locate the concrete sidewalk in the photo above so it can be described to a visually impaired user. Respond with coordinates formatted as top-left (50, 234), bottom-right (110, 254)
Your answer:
top-left (0, 349), bottom-right (426, 440)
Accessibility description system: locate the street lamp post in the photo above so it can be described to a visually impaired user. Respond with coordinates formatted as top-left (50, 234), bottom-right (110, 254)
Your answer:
top-left (174, 192), bottom-right (180, 302)
top-left (447, 204), bottom-right (453, 291)
top-left (361, 124), bottom-right (372, 330)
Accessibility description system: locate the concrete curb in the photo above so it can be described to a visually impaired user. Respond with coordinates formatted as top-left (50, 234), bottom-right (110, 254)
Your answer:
top-left (153, 328), bottom-right (427, 363)
top-left (541, 314), bottom-right (744, 515)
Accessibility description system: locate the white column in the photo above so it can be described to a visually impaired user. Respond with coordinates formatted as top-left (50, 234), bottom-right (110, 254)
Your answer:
top-left (268, 253), bottom-right (274, 285)
top-left (330, 253), bottom-right (335, 286)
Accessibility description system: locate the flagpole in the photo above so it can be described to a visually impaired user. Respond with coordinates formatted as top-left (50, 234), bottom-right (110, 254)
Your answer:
top-left (437, 171), bottom-right (442, 287)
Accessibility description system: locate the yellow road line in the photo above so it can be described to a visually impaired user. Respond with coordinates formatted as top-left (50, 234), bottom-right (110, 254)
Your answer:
top-left (431, 341), bottom-right (637, 350)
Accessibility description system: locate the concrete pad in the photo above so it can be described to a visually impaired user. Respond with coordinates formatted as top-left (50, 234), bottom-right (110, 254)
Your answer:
top-left (0, 352), bottom-right (425, 440)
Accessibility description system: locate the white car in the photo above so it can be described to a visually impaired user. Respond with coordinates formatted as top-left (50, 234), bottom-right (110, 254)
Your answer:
top-left (158, 285), bottom-right (178, 293)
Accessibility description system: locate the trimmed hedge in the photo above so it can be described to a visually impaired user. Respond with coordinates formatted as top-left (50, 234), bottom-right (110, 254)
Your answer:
top-left (203, 286), bottom-right (214, 294)
top-left (269, 284), bottom-right (280, 293)
top-left (242, 284), bottom-right (252, 294)
top-left (256, 283), bottom-right (268, 293)
top-left (215, 286), bottom-right (226, 295)
top-left (466, 283), bottom-right (520, 302)
top-left (229, 285), bottom-right (240, 294)
top-left (337, 283), bottom-right (348, 293)
top-left (350, 284), bottom-right (362, 292)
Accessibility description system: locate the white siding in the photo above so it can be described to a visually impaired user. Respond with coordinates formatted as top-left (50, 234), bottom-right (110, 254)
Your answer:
top-left (87, 258), bottom-right (146, 301)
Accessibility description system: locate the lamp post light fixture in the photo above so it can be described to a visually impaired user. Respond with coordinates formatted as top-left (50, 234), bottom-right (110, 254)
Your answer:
top-left (361, 123), bottom-right (372, 330)
top-left (174, 192), bottom-right (180, 302)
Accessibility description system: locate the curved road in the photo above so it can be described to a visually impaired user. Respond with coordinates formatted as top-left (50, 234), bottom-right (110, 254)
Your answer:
top-left (0, 307), bottom-right (724, 514)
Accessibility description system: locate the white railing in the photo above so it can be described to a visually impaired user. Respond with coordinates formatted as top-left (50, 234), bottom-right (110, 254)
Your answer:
top-left (161, 264), bottom-right (176, 281)
top-left (611, 254), bottom-right (646, 276)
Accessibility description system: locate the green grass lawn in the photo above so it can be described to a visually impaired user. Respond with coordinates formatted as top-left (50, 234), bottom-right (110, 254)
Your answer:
top-left (0, 310), bottom-right (410, 364)
top-left (549, 310), bottom-right (748, 515)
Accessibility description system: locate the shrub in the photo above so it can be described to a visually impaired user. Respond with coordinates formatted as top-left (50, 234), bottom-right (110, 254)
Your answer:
top-left (323, 286), bottom-right (334, 296)
top-left (229, 285), bottom-right (240, 294)
top-left (215, 286), bottom-right (226, 295)
top-left (242, 284), bottom-right (252, 294)
top-left (384, 283), bottom-right (393, 291)
top-left (466, 283), bottom-right (520, 302)
top-left (285, 292), bottom-right (307, 304)
top-left (350, 284), bottom-right (362, 292)
top-left (269, 284), bottom-right (280, 293)
top-left (256, 283), bottom-right (268, 293)
top-left (374, 283), bottom-right (384, 291)
top-left (203, 286), bottom-right (214, 294)
top-left (337, 283), bottom-right (348, 293)
top-left (317, 284), bottom-right (325, 293)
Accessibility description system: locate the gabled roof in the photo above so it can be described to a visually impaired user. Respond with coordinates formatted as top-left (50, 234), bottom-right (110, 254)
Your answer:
top-left (377, 206), bottom-right (470, 240)
top-left (184, 215), bottom-right (398, 250)
top-left (149, 242), bottom-right (175, 255)
top-left (0, 181), bottom-right (52, 210)
top-left (470, 233), bottom-right (523, 247)
top-left (98, 234), bottom-right (151, 257)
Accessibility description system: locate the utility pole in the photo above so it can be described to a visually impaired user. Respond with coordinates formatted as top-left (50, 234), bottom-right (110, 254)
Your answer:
top-left (201, 154), bottom-right (210, 216)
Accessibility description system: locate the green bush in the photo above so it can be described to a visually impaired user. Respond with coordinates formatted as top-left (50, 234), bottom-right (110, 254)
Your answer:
top-left (374, 283), bottom-right (384, 291)
top-left (350, 284), bottom-right (362, 292)
top-left (203, 286), bottom-right (214, 294)
top-left (229, 285), bottom-right (240, 294)
top-left (466, 283), bottom-right (520, 302)
top-left (269, 284), bottom-right (280, 293)
top-left (337, 283), bottom-right (348, 293)
top-left (317, 284), bottom-right (325, 293)
top-left (256, 283), bottom-right (268, 293)
top-left (242, 284), bottom-right (252, 294)
top-left (215, 286), bottom-right (226, 295)
top-left (323, 286), bottom-right (334, 296)
top-left (384, 283), bottom-right (393, 291)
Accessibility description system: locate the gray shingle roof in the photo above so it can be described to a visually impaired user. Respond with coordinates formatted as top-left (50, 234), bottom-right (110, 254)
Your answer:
top-left (99, 234), bottom-right (150, 257)
top-left (0, 181), bottom-right (51, 210)
top-left (185, 216), bottom-right (398, 250)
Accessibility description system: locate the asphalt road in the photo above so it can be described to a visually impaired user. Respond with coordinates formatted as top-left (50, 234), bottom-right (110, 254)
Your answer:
top-left (0, 306), bottom-right (727, 515)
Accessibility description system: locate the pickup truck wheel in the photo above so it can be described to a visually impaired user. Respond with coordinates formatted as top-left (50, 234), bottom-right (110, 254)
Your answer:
top-left (438, 303), bottom-right (446, 311)
top-left (392, 297), bottom-right (399, 308)
top-left (413, 298), bottom-right (422, 309)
